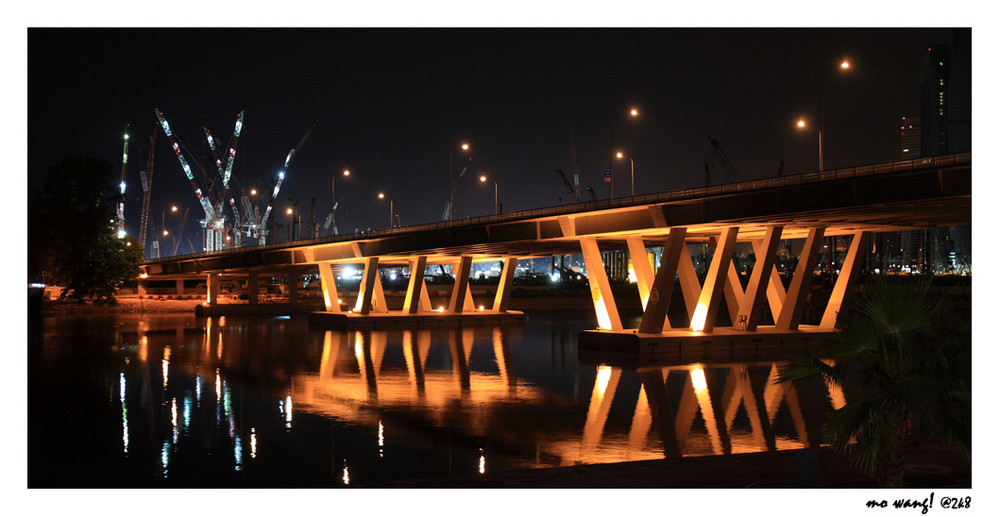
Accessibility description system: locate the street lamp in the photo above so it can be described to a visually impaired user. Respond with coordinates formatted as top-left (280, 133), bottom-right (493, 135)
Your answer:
top-left (286, 207), bottom-right (294, 241)
top-left (810, 58), bottom-right (851, 171)
top-left (616, 151), bottom-right (635, 196)
top-left (609, 108), bottom-right (639, 198)
top-left (332, 169), bottom-right (351, 236)
top-left (479, 175), bottom-right (499, 215)
top-left (448, 143), bottom-right (471, 222)
top-left (378, 193), bottom-right (394, 229)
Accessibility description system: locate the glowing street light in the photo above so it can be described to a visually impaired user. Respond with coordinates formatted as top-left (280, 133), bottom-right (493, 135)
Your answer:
top-left (805, 58), bottom-right (852, 171)
top-left (616, 151), bottom-right (636, 196)
top-left (609, 107), bottom-right (639, 198)
top-left (479, 175), bottom-right (499, 215)
top-left (448, 143), bottom-right (471, 222)
top-left (378, 193), bottom-right (394, 228)
top-left (332, 169), bottom-right (352, 236)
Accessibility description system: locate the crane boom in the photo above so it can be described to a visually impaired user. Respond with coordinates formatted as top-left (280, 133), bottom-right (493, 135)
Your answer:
top-left (222, 110), bottom-right (244, 188)
top-left (259, 123), bottom-right (313, 242)
top-left (138, 133), bottom-right (156, 251)
top-left (155, 108), bottom-right (216, 221)
top-left (707, 136), bottom-right (742, 184)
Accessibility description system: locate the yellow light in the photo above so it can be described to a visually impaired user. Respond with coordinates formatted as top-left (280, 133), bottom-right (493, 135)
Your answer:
top-left (461, 143), bottom-right (469, 151)
top-left (691, 303), bottom-right (709, 332)
top-left (616, 151), bottom-right (623, 159)
top-left (171, 205), bottom-right (178, 212)
top-left (594, 292), bottom-right (613, 330)
top-left (480, 175), bottom-right (487, 182)
top-left (139, 273), bottom-right (148, 279)
top-left (378, 193), bottom-right (385, 199)
top-left (162, 230), bottom-right (169, 236)
top-left (691, 366), bottom-right (708, 393)
top-left (630, 108), bottom-right (639, 116)
top-left (596, 364), bottom-right (613, 396)
top-left (343, 169), bottom-right (350, 176)
top-left (797, 119), bottom-right (806, 129)
top-left (286, 208), bottom-right (293, 214)
top-left (250, 188), bottom-right (257, 195)
top-left (841, 60), bottom-right (850, 69)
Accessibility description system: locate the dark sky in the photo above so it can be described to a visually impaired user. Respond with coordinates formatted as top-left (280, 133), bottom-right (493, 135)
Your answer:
top-left (28, 27), bottom-right (962, 246)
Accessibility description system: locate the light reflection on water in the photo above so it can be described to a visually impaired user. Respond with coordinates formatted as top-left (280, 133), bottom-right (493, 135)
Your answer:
top-left (28, 312), bottom-right (841, 487)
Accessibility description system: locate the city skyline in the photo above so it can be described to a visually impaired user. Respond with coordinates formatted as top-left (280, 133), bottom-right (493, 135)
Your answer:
top-left (28, 27), bottom-right (966, 252)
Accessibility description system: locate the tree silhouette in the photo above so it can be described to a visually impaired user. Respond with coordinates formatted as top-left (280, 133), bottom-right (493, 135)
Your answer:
top-left (29, 157), bottom-right (144, 305)
top-left (778, 275), bottom-right (970, 486)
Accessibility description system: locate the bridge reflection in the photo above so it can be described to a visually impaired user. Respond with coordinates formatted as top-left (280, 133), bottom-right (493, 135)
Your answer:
top-left (102, 314), bottom-right (846, 482)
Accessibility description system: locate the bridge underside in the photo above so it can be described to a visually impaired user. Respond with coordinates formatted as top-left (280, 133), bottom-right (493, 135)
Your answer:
top-left (139, 154), bottom-right (970, 342)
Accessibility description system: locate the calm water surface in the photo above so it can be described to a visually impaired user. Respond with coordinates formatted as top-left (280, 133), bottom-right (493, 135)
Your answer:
top-left (28, 310), bottom-right (841, 487)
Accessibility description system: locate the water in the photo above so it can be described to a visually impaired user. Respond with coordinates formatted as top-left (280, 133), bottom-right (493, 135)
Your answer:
top-left (28, 310), bottom-right (840, 487)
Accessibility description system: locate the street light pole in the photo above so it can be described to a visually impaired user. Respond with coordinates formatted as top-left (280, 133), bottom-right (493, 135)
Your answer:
top-left (379, 193), bottom-right (393, 228)
top-left (609, 108), bottom-right (638, 199)
top-left (448, 143), bottom-right (470, 222)
top-left (616, 152), bottom-right (635, 196)
top-left (333, 169), bottom-right (350, 236)
top-left (818, 59), bottom-right (850, 171)
top-left (480, 175), bottom-right (498, 215)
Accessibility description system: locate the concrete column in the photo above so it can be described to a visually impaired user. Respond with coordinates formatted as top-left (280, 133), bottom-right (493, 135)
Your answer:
top-left (175, 279), bottom-right (185, 296)
top-left (403, 256), bottom-right (428, 314)
top-left (626, 236), bottom-right (655, 310)
top-left (448, 256), bottom-right (474, 314)
top-left (820, 231), bottom-right (871, 329)
top-left (739, 226), bottom-right (783, 331)
top-left (354, 257), bottom-right (381, 315)
top-left (288, 274), bottom-right (299, 305)
top-left (691, 227), bottom-right (738, 332)
top-left (138, 282), bottom-right (147, 298)
top-left (318, 262), bottom-right (342, 313)
top-left (492, 257), bottom-right (518, 312)
top-left (638, 227), bottom-right (687, 334)
top-left (248, 272), bottom-right (258, 305)
top-left (677, 247), bottom-right (701, 322)
top-left (580, 236), bottom-right (623, 331)
top-left (207, 273), bottom-right (219, 305)
top-left (776, 227), bottom-right (825, 330)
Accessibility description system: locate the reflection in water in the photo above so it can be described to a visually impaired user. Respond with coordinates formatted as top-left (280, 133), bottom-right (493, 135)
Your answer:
top-left (119, 372), bottom-right (128, 454)
top-left (30, 312), bottom-right (845, 487)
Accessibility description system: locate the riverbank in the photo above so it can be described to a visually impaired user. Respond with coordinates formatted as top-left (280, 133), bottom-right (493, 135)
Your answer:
top-left (371, 441), bottom-right (970, 488)
top-left (39, 296), bottom-right (205, 315)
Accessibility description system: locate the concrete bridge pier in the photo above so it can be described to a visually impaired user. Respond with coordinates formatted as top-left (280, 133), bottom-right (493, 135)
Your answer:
top-left (309, 254), bottom-right (525, 329)
top-left (578, 224), bottom-right (873, 353)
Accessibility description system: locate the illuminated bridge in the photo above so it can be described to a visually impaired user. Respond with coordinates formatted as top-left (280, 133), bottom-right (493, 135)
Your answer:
top-left (139, 153), bottom-right (970, 348)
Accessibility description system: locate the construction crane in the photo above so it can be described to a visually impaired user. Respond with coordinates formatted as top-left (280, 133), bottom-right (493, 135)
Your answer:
top-left (705, 136), bottom-right (742, 185)
top-left (202, 112), bottom-right (246, 248)
top-left (116, 124), bottom-right (129, 239)
top-left (138, 133), bottom-right (156, 252)
top-left (556, 169), bottom-right (580, 203)
top-left (259, 123), bottom-right (315, 244)
top-left (155, 108), bottom-right (224, 252)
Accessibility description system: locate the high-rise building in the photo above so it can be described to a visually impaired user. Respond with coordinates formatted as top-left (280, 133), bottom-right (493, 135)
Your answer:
top-left (920, 30), bottom-right (971, 156)
top-left (900, 116), bottom-right (921, 159)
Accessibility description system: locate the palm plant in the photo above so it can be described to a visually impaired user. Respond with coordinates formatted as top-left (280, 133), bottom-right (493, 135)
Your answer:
top-left (778, 275), bottom-right (970, 486)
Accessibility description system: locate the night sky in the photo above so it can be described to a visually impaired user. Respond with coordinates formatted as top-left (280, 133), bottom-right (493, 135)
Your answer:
top-left (28, 27), bottom-right (962, 248)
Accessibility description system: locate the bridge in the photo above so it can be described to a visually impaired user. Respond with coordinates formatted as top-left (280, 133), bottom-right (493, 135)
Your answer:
top-left (139, 153), bottom-right (971, 348)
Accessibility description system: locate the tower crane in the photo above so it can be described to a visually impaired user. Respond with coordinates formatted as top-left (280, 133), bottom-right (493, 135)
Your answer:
top-left (203, 112), bottom-right (246, 248)
top-left (259, 122), bottom-right (315, 244)
top-left (138, 133), bottom-right (156, 252)
top-left (705, 136), bottom-right (742, 185)
top-left (155, 108), bottom-right (224, 251)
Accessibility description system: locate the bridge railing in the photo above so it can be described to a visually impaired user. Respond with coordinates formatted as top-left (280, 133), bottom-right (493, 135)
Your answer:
top-left (144, 152), bottom-right (970, 265)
